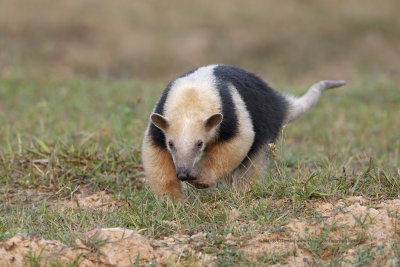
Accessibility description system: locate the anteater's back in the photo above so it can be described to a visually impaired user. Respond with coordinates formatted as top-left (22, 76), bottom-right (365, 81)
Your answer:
top-left (213, 65), bottom-right (289, 157)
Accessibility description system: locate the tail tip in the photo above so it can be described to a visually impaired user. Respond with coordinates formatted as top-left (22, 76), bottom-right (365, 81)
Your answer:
top-left (336, 80), bottom-right (347, 87)
top-left (317, 80), bottom-right (347, 91)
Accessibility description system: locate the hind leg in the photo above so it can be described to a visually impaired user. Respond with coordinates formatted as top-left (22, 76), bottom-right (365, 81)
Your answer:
top-left (142, 136), bottom-right (184, 200)
top-left (232, 145), bottom-right (269, 191)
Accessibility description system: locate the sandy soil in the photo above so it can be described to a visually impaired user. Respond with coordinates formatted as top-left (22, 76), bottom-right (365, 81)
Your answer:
top-left (1, 196), bottom-right (399, 266)
top-left (243, 196), bottom-right (400, 266)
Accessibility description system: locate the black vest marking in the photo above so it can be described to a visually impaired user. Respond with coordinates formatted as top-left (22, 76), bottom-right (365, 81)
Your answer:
top-left (214, 65), bottom-right (289, 158)
top-left (148, 83), bottom-right (172, 148)
top-left (215, 80), bottom-right (239, 142)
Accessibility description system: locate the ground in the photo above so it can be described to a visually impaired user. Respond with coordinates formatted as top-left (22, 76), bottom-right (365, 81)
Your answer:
top-left (0, 77), bottom-right (399, 266)
top-left (1, 195), bottom-right (399, 266)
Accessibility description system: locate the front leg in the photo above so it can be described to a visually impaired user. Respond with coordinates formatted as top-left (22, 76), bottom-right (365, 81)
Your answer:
top-left (189, 137), bottom-right (252, 189)
top-left (142, 137), bottom-right (184, 200)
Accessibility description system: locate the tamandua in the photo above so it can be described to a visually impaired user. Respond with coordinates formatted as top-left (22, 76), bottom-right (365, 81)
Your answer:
top-left (142, 65), bottom-right (345, 199)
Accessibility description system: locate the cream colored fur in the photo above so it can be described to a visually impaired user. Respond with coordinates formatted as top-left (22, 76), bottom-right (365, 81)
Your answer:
top-left (142, 65), bottom-right (259, 198)
top-left (189, 84), bottom-right (255, 188)
top-left (285, 80), bottom-right (346, 123)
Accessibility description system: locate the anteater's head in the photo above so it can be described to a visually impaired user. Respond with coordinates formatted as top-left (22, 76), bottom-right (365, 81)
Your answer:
top-left (150, 112), bottom-right (223, 181)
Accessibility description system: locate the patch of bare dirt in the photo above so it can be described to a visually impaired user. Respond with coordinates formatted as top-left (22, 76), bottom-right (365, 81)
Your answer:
top-left (1, 197), bottom-right (399, 266)
top-left (2, 187), bottom-right (124, 210)
top-left (54, 191), bottom-right (121, 210)
top-left (243, 197), bottom-right (400, 266)
top-left (0, 228), bottom-right (213, 266)
top-left (0, 228), bottom-right (156, 266)
top-left (0, 233), bottom-right (90, 267)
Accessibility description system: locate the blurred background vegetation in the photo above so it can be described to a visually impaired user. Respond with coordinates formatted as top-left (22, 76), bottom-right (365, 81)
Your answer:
top-left (1, 0), bottom-right (399, 84)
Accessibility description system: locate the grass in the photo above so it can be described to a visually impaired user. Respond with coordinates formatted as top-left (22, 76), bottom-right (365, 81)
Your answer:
top-left (1, 75), bottom-right (399, 265)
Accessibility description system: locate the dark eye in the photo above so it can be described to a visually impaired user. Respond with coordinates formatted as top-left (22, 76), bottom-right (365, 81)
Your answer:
top-left (197, 141), bottom-right (204, 149)
top-left (168, 141), bottom-right (174, 149)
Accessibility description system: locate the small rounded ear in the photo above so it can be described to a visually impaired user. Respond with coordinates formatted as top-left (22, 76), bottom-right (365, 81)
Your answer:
top-left (204, 113), bottom-right (223, 131)
top-left (151, 113), bottom-right (169, 131)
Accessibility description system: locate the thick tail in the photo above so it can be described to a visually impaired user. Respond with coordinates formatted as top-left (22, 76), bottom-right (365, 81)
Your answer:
top-left (284, 80), bottom-right (346, 123)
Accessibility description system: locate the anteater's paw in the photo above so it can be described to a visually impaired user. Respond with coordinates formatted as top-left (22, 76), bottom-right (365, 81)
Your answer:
top-left (188, 180), bottom-right (211, 189)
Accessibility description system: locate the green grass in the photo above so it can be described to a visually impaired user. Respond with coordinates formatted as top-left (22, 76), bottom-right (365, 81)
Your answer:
top-left (1, 75), bottom-right (399, 266)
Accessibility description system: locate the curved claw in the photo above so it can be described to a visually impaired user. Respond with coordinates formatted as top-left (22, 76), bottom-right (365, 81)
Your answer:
top-left (188, 180), bottom-right (211, 189)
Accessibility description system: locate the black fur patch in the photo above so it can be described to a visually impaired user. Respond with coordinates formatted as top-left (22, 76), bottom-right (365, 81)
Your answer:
top-left (149, 68), bottom-right (198, 149)
top-left (214, 65), bottom-right (289, 158)
top-left (148, 84), bottom-right (171, 148)
top-left (215, 80), bottom-right (239, 142)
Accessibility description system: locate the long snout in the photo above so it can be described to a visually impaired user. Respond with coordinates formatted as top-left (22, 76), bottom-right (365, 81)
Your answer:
top-left (171, 148), bottom-right (198, 181)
